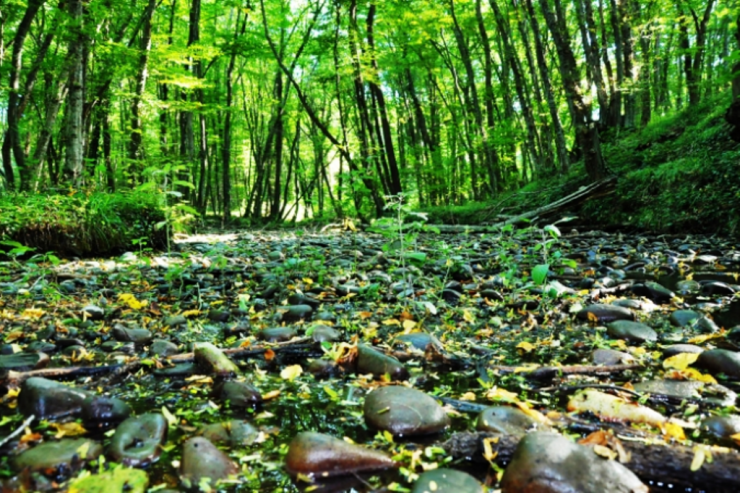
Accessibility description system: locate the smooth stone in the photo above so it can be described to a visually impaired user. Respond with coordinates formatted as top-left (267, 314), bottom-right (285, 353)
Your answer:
top-left (606, 320), bottom-right (658, 343)
top-left (310, 325), bottom-right (341, 343)
top-left (165, 315), bottom-right (187, 327)
top-left (476, 406), bottom-right (542, 436)
top-left (150, 339), bottom-right (179, 357)
top-left (0, 352), bottom-right (49, 372)
top-left (18, 377), bottom-right (92, 420)
top-left (669, 310), bottom-right (719, 332)
top-left (500, 432), bottom-right (648, 493)
top-left (662, 344), bottom-right (704, 357)
top-left (307, 359), bottom-right (340, 378)
top-left (208, 309), bottom-right (230, 323)
top-left (696, 349), bottom-right (740, 378)
top-left (701, 281), bottom-right (736, 296)
top-left (676, 280), bottom-right (701, 295)
top-left (356, 344), bottom-right (409, 381)
top-left (633, 380), bottom-right (703, 400)
top-left (259, 327), bottom-right (297, 343)
top-left (364, 386), bottom-right (449, 437)
top-left (576, 304), bottom-right (634, 323)
top-left (194, 342), bottom-right (240, 376)
top-left (592, 349), bottom-right (635, 365)
top-left (288, 292), bottom-right (321, 308)
top-left (214, 380), bottom-right (262, 407)
top-left (62, 345), bottom-right (87, 357)
top-left (153, 363), bottom-right (197, 377)
top-left (199, 420), bottom-right (258, 447)
top-left (109, 413), bottom-right (168, 466)
top-left (412, 469), bottom-right (483, 493)
top-left (631, 281), bottom-right (674, 303)
top-left (279, 304), bottom-right (313, 322)
top-left (111, 325), bottom-right (153, 344)
top-left (180, 437), bottom-right (239, 487)
top-left (702, 415), bottom-right (740, 440)
top-left (285, 432), bottom-right (396, 478)
top-left (82, 305), bottom-right (105, 321)
top-left (14, 438), bottom-right (103, 473)
top-left (81, 396), bottom-right (132, 429)
top-left (394, 333), bottom-right (442, 351)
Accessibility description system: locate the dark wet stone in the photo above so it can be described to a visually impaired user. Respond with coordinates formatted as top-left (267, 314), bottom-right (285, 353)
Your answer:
top-left (310, 325), bottom-right (341, 343)
top-left (279, 304), bottom-right (313, 322)
top-left (285, 432), bottom-right (396, 478)
top-left (476, 406), bottom-right (543, 436)
top-left (62, 345), bottom-right (87, 357)
top-left (308, 359), bottom-right (340, 377)
top-left (208, 309), bottom-right (230, 323)
top-left (592, 349), bottom-right (635, 365)
top-left (181, 437), bottom-right (238, 486)
top-left (576, 304), bottom-right (634, 323)
top-left (670, 310), bottom-right (701, 327)
top-left (150, 339), bottom-right (179, 357)
top-left (480, 289), bottom-right (504, 301)
top-left (662, 344), bottom-right (704, 357)
top-left (165, 315), bottom-right (187, 327)
top-left (702, 415), bottom-right (740, 440)
top-left (633, 380), bottom-right (703, 400)
top-left (259, 327), bottom-right (297, 342)
top-left (356, 344), bottom-right (409, 380)
top-left (701, 281), bottom-right (736, 296)
top-left (412, 469), bottom-right (483, 493)
top-left (288, 292), bottom-right (321, 308)
top-left (0, 352), bottom-right (49, 372)
top-left (199, 420), bottom-right (258, 447)
top-left (111, 324), bottom-right (153, 344)
top-left (696, 349), bottom-right (740, 378)
top-left (81, 396), bottom-right (132, 429)
top-left (18, 377), bottom-right (92, 420)
top-left (26, 341), bottom-right (57, 354)
top-left (631, 281), bottom-right (674, 303)
top-left (109, 413), bottom-right (168, 466)
top-left (214, 380), bottom-right (262, 407)
top-left (14, 438), bottom-right (103, 473)
top-left (82, 305), bottom-right (105, 321)
top-left (194, 342), bottom-right (240, 376)
top-left (500, 432), bottom-right (647, 493)
top-left (394, 333), bottom-right (442, 351)
top-left (154, 363), bottom-right (197, 377)
top-left (364, 386), bottom-right (448, 437)
top-left (606, 320), bottom-right (657, 343)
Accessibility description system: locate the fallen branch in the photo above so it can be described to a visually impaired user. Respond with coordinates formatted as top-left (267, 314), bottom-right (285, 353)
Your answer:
top-left (488, 363), bottom-right (642, 381)
top-left (442, 431), bottom-right (740, 492)
top-left (0, 414), bottom-right (35, 448)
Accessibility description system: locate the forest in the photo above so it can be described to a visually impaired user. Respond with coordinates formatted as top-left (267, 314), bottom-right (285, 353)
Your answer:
top-left (2, 0), bottom-right (740, 492)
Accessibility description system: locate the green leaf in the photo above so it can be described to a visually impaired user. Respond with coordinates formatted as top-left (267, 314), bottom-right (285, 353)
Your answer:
top-left (532, 264), bottom-right (550, 285)
top-left (544, 224), bottom-right (561, 239)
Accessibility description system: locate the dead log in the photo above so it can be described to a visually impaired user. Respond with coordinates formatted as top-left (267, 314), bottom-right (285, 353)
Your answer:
top-left (442, 431), bottom-right (740, 492)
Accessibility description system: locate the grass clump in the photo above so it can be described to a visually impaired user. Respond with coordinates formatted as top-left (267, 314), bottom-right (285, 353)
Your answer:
top-left (0, 191), bottom-right (168, 257)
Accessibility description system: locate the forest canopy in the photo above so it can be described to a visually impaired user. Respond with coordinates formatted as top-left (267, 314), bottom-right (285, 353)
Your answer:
top-left (0, 0), bottom-right (737, 223)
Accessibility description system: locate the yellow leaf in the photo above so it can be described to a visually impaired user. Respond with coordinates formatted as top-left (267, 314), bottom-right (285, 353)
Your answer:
top-left (383, 430), bottom-right (394, 443)
top-left (663, 353), bottom-right (700, 371)
top-left (462, 310), bottom-right (475, 323)
top-left (691, 447), bottom-right (706, 471)
top-left (460, 392), bottom-right (477, 401)
top-left (118, 293), bottom-right (148, 310)
top-left (486, 387), bottom-right (519, 402)
top-left (516, 341), bottom-right (535, 353)
top-left (678, 368), bottom-right (717, 384)
top-left (730, 432), bottom-right (740, 446)
top-left (5, 331), bottom-right (23, 342)
top-left (662, 422), bottom-right (686, 441)
top-left (303, 278), bottom-right (314, 285)
top-left (21, 308), bottom-right (45, 319)
top-left (280, 364), bottom-right (303, 381)
top-left (688, 332), bottom-right (725, 344)
top-left (593, 444), bottom-right (618, 460)
top-left (587, 312), bottom-right (599, 323)
top-left (181, 309), bottom-right (201, 318)
top-left (49, 422), bottom-right (88, 439)
top-left (402, 320), bottom-right (417, 332)
top-left (262, 390), bottom-right (281, 401)
top-left (382, 318), bottom-right (401, 326)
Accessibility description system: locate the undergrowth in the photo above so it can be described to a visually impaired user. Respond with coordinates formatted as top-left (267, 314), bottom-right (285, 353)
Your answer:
top-left (0, 192), bottom-right (168, 257)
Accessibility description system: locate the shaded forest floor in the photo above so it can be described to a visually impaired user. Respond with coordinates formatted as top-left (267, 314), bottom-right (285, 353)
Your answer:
top-left (422, 94), bottom-right (740, 238)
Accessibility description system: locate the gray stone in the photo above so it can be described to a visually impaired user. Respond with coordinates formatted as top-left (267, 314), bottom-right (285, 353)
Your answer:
top-left (412, 469), bottom-right (483, 493)
top-left (14, 438), bottom-right (103, 473)
top-left (696, 349), bottom-right (740, 379)
top-left (364, 386), bottom-right (449, 437)
top-left (18, 377), bottom-right (92, 420)
top-left (180, 437), bottom-right (238, 487)
top-left (592, 349), bottom-right (635, 366)
top-left (109, 413), bottom-right (168, 466)
top-left (606, 320), bottom-right (658, 343)
top-left (476, 406), bottom-right (544, 436)
top-left (576, 304), bottom-right (634, 323)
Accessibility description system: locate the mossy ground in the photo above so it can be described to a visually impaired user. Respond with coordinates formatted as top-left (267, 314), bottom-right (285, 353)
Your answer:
top-left (0, 192), bottom-right (168, 257)
top-left (422, 93), bottom-right (740, 237)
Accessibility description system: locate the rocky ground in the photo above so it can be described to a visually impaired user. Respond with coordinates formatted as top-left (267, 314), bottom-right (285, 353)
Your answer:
top-left (1, 225), bottom-right (740, 492)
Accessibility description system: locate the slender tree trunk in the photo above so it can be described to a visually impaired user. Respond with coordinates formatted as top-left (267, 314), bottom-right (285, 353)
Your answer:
top-left (128, 0), bottom-right (156, 184)
top-left (539, 0), bottom-right (606, 181)
top-left (475, 0), bottom-right (501, 190)
top-left (64, 0), bottom-right (85, 185)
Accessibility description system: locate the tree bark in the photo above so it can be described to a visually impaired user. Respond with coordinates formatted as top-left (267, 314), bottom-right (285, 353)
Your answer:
top-left (64, 0), bottom-right (85, 185)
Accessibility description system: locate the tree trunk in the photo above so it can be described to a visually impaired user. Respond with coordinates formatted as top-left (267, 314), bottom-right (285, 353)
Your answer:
top-left (64, 0), bottom-right (85, 185)
top-left (539, 0), bottom-right (607, 181)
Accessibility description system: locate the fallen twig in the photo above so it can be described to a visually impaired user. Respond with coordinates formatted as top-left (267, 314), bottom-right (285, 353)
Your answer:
top-left (0, 414), bottom-right (35, 448)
